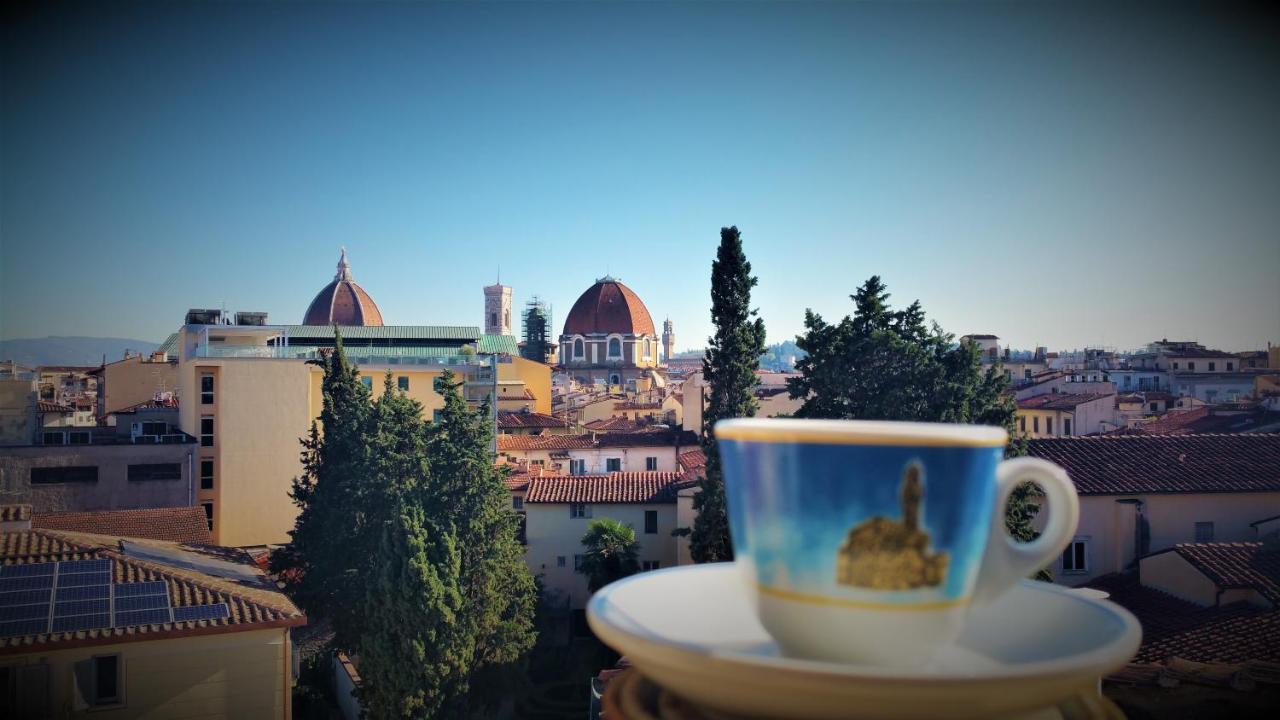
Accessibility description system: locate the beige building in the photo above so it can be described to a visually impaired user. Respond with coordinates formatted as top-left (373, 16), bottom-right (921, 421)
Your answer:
top-left (0, 526), bottom-right (305, 718)
top-left (0, 374), bottom-right (38, 446)
top-left (100, 350), bottom-right (179, 415)
top-left (1015, 392), bottom-right (1116, 437)
top-left (1027, 434), bottom-right (1280, 586)
top-left (521, 472), bottom-right (690, 609)
top-left (681, 371), bottom-right (804, 437)
top-left (497, 431), bottom-right (697, 477)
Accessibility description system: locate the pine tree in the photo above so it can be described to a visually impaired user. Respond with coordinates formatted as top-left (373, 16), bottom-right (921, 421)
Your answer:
top-left (787, 276), bottom-right (1046, 575)
top-left (271, 330), bottom-right (372, 651)
top-left (690, 226), bottom-right (767, 563)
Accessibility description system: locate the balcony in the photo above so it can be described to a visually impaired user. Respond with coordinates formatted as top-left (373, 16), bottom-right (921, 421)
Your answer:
top-left (194, 343), bottom-right (490, 367)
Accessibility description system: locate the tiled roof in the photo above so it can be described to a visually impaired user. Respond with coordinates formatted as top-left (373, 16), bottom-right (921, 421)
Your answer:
top-left (1123, 407), bottom-right (1256, 436)
top-left (114, 397), bottom-right (180, 413)
top-left (1087, 573), bottom-right (1280, 663)
top-left (35, 401), bottom-right (73, 413)
top-left (498, 430), bottom-right (697, 452)
top-left (1026, 434), bottom-right (1280, 495)
top-left (477, 334), bottom-right (519, 355)
top-left (525, 472), bottom-right (690, 504)
top-left (1167, 542), bottom-right (1280, 605)
top-left (584, 417), bottom-right (648, 433)
top-left (1164, 348), bottom-right (1234, 359)
top-left (32, 507), bottom-right (213, 544)
top-left (1017, 392), bottom-right (1113, 411)
top-left (1, 529), bottom-right (304, 654)
top-left (678, 448), bottom-right (707, 476)
top-left (615, 402), bottom-right (663, 410)
top-left (1, 505), bottom-right (32, 523)
top-left (497, 411), bottom-right (572, 430)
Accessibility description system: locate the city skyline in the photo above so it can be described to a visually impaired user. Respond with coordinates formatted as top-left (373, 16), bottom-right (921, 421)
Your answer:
top-left (3, 2), bottom-right (1278, 352)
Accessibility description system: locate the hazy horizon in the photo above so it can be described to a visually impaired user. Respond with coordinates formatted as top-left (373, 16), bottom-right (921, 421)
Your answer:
top-left (3, 2), bottom-right (1278, 352)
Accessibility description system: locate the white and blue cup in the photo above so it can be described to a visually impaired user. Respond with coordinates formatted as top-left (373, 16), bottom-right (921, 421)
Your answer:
top-left (716, 418), bottom-right (1079, 666)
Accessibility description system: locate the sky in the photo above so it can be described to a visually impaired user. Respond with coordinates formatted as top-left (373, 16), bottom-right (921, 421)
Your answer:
top-left (3, 1), bottom-right (1278, 353)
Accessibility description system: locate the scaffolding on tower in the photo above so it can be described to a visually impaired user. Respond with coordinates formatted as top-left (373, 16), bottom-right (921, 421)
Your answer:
top-left (521, 297), bottom-right (553, 364)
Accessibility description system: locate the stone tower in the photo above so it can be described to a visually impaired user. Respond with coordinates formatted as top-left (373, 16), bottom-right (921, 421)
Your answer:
top-left (484, 283), bottom-right (513, 336)
top-left (662, 318), bottom-right (675, 363)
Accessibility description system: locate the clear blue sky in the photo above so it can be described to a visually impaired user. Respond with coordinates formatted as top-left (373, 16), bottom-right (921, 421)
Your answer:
top-left (3, 1), bottom-right (1278, 352)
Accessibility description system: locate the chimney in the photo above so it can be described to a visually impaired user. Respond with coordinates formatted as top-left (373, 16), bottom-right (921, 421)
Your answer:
top-left (0, 504), bottom-right (33, 532)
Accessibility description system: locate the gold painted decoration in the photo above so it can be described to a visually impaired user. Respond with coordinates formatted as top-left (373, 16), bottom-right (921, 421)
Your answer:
top-left (836, 462), bottom-right (949, 590)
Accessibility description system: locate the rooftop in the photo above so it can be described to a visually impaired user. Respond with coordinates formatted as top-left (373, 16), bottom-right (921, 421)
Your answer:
top-left (496, 411), bottom-right (574, 430)
top-left (524, 472), bottom-right (691, 504)
top-left (1, 529), bottom-right (304, 654)
top-left (1026, 434), bottom-right (1280, 495)
top-left (1165, 542), bottom-right (1280, 605)
top-left (498, 430), bottom-right (697, 452)
top-left (32, 507), bottom-right (213, 545)
top-left (562, 277), bottom-right (656, 337)
top-left (1017, 392), bottom-right (1114, 411)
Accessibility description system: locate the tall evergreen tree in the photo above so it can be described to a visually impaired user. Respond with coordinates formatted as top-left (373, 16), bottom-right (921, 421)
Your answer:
top-left (690, 226), bottom-right (767, 563)
top-left (271, 330), bottom-right (372, 651)
top-left (577, 518), bottom-right (641, 592)
top-left (787, 276), bottom-right (1045, 571)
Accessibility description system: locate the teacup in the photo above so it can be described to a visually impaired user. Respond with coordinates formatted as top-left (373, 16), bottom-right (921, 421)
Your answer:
top-left (716, 418), bottom-right (1078, 666)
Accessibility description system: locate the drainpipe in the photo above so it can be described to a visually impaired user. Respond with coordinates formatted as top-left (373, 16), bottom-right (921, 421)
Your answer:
top-left (188, 448), bottom-right (195, 507)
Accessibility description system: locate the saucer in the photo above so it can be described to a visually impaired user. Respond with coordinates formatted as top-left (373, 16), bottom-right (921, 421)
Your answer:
top-left (587, 563), bottom-right (1141, 720)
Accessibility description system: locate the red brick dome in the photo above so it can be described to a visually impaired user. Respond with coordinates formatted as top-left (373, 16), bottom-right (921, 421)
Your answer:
top-left (303, 249), bottom-right (384, 326)
top-left (563, 277), bottom-right (655, 336)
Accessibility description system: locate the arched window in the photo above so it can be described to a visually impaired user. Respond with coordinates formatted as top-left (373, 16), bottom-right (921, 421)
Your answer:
top-left (609, 373), bottom-right (621, 386)
top-left (608, 338), bottom-right (622, 358)
top-left (574, 338), bottom-right (584, 358)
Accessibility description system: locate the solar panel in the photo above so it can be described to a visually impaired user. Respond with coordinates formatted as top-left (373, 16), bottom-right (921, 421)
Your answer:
top-left (0, 618), bottom-right (49, 637)
top-left (114, 581), bottom-right (167, 598)
top-left (115, 608), bottom-right (172, 627)
top-left (115, 594), bottom-right (169, 612)
top-left (0, 575), bottom-right (55, 592)
top-left (51, 613), bottom-right (111, 633)
top-left (57, 572), bottom-right (112, 588)
top-left (58, 559), bottom-right (112, 575)
top-left (54, 599), bottom-right (111, 616)
top-left (1, 588), bottom-right (55, 605)
top-left (0, 563), bottom-right (56, 578)
top-left (0, 603), bottom-right (50, 621)
top-left (173, 604), bottom-right (229, 622)
top-left (55, 585), bottom-right (110, 601)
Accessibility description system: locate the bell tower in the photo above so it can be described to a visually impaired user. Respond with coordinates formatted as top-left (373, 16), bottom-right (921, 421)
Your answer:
top-left (484, 282), bottom-right (513, 336)
top-left (662, 318), bottom-right (675, 364)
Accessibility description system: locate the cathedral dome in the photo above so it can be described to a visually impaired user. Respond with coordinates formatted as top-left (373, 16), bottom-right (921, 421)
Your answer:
top-left (303, 248), bottom-right (384, 326)
top-left (562, 276), bottom-right (656, 336)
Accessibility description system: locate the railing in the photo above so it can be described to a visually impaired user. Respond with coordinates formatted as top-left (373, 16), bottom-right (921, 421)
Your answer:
top-left (195, 344), bottom-right (490, 366)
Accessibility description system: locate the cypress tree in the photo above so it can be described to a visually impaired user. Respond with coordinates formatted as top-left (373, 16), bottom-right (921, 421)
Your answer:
top-left (690, 226), bottom-right (767, 563)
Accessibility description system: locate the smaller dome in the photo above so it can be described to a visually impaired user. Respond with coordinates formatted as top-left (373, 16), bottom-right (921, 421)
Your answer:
top-left (563, 277), bottom-right (656, 336)
top-left (303, 248), bottom-right (384, 326)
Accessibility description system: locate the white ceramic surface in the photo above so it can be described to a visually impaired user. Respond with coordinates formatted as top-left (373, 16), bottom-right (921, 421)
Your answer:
top-left (588, 563), bottom-right (1141, 720)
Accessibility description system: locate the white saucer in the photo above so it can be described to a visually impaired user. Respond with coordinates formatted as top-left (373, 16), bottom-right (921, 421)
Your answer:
top-left (587, 563), bottom-right (1141, 720)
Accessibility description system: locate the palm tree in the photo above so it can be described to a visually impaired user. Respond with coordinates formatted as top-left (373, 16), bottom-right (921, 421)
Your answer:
top-left (578, 518), bottom-right (641, 592)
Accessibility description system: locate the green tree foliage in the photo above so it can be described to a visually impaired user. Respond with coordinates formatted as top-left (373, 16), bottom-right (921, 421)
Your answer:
top-left (577, 518), bottom-right (641, 593)
top-left (690, 226), bottom-right (767, 563)
top-left (788, 276), bottom-right (1047, 575)
top-left (274, 341), bottom-right (537, 718)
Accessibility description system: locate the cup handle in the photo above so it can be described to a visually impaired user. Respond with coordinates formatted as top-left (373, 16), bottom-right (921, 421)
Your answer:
top-left (970, 457), bottom-right (1079, 605)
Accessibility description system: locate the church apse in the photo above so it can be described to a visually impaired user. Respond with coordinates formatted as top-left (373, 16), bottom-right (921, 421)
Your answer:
top-left (836, 462), bottom-right (949, 590)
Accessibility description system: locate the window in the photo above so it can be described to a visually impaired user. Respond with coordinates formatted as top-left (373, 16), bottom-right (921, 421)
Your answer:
top-left (68, 431), bottom-right (90, 445)
top-left (200, 375), bottom-right (214, 405)
top-left (1033, 416), bottom-right (1039, 434)
top-left (606, 458), bottom-right (622, 472)
top-left (1226, 362), bottom-right (1234, 371)
top-left (0, 664), bottom-right (50, 716)
top-left (1172, 362), bottom-right (1179, 370)
top-left (645, 456), bottom-right (658, 471)
top-left (42, 431), bottom-right (65, 445)
top-left (644, 510), bottom-right (658, 534)
top-left (200, 416), bottom-right (214, 447)
top-left (1188, 362), bottom-right (1196, 371)
top-left (490, 312), bottom-right (497, 327)
top-left (570, 459), bottom-right (586, 476)
top-left (1195, 522), bottom-right (1214, 543)
top-left (361, 376), bottom-right (373, 390)
top-left (1149, 402), bottom-right (1158, 412)
top-left (127, 463), bottom-right (182, 481)
top-left (200, 460), bottom-right (214, 490)
top-left (608, 338), bottom-right (622, 358)
top-left (556, 556), bottom-right (566, 568)
top-left (141, 421), bottom-right (167, 436)
top-left (1063, 419), bottom-right (1072, 436)
top-left (570, 503), bottom-right (591, 519)
top-left (1061, 539), bottom-right (1088, 573)
top-left (432, 409), bottom-right (443, 423)
top-left (398, 376), bottom-right (409, 391)
top-left (74, 654), bottom-right (123, 707)
top-left (31, 466), bottom-right (98, 484)
top-left (1024, 369), bottom-right (1032, 380)
top-left (574, 339), bottom-right (584, 358)
top-left (512, 496), bottom-right (523, 510)
top-left (642, 560), bottom-right (661, 572)
top-left (1046, 418), bottom-right (1054, 436)
top-left (201, 502), bottom-right (214, 531)
top-left (573, 554), bottom-right (585, 571)
top-left (1208, 362), bottom-right (1216, 372)
top-left (1018, 416), bottom-right (1025, 432)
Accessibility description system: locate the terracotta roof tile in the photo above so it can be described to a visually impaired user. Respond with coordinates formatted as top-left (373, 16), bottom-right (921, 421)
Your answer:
top-left (32, 507), bottom-right (212, 544)
top-left (1169, 542), bottom-right (1280, 605)
top-left (1017, 392), bottom-right (1113, 411)
top-left (678, 448), bottom-right (707, 476)
top-left (498, 430), bottom-right (696, 451)
top-left (0, 505), bottom-right (32, 523)
top-left (1, 529), bottom-right (304, 654)
top-left (496, 411), bottom-right (571, 430)
top-left (614, 402), bottom-right (663, 410)
top-left (1123, 407), bottom-right (1258, 435)
top-left (1027, 434), bottom-right (1280, 495)
top-left (525, 473), bottom-right (691, 504)
top-left (498, 434), bottom-right (596, 451)
top-left (36, 401), bottom-right (73, 413)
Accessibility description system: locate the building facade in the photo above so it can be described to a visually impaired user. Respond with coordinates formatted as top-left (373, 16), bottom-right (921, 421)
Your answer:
top-left (558, 277), bottom-right (661, 389)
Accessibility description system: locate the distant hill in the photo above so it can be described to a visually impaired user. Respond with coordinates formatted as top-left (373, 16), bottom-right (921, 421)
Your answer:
top-left (0, 336), bottom-right (161, 367)
top-left (761, 340), bottom-right (806, 371)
